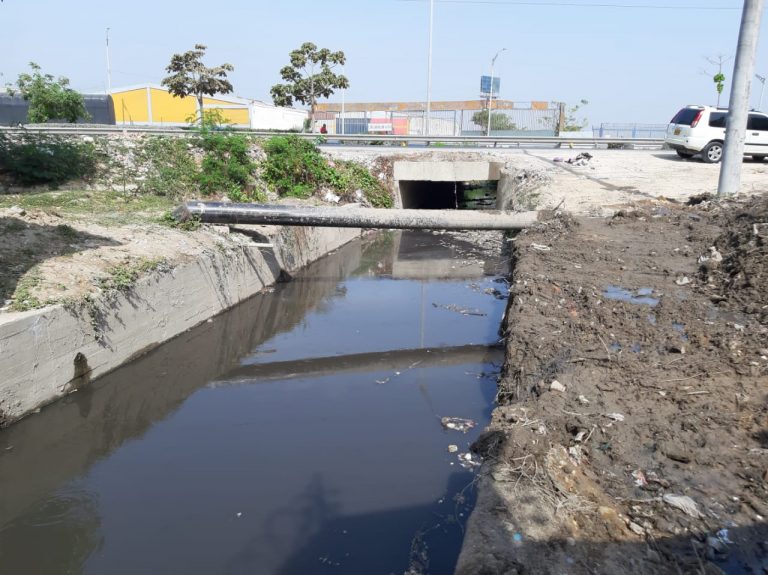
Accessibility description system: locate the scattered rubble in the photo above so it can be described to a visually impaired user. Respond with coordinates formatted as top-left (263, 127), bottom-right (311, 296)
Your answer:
top-left (458, 198), bottom-right (768, 574)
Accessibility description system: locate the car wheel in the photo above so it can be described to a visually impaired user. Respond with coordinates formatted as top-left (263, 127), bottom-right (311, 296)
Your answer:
top-left (752, 155), bottom-right (766, 162)
top-left (676, 150), bottom-right (694, 159)
top-left (701, 141), bottom-right (723, 163)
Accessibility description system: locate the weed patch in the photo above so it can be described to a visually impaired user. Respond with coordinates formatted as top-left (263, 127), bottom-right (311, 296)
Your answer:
top-left (135, 137), bottom-right (199, 199)
top-left (10, 271), bottom-right (42, 311)
top-left (97, 258), bottom-right (166, 293)
top-left (0, 133), bottom-right (98, 188)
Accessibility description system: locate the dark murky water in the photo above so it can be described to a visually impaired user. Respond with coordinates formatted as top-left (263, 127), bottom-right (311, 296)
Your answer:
top-left (0, 231), bottom-right (508, 575)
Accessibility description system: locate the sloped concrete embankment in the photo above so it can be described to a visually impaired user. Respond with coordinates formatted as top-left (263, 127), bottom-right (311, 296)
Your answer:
top-left (0, 225), bottom-right (361, 427)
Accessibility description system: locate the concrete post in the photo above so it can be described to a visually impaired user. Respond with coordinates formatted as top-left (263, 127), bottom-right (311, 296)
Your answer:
top-left (555, 102), bottom-right (566, 137)
top-left (718, 0), bottom-right (765, 196)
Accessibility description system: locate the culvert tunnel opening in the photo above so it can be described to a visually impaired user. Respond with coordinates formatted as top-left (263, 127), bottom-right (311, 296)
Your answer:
top-left (399, 180), bottom-right (498, 210)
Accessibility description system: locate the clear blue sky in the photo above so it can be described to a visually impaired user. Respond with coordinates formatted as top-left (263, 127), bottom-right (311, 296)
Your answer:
top-left (3, 0), bottom-right (765, 125)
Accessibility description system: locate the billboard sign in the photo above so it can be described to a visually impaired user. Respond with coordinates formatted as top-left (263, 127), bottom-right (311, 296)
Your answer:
top-left (368, 122), bottom-right (393, 132)
top-left (480, 76), bottom-right (501, 96)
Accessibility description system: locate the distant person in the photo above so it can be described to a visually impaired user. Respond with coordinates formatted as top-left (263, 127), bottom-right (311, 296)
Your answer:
top-left (320, 123), bottom-right (328, 134)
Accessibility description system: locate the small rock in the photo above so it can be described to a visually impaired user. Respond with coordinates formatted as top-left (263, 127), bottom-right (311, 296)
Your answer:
top-left (628, 522), bottom-right (645, 535)
top-left (8, 205), bottom-right (25, 217)
top-left (447, 445), bottom-right (459, 453)
top-left (605, 413), bottom-right (625, 422)
top-left (578, 395), bottom-right (590, 405)
top-left (663, 445), bottom-right (692, 464)
top-left (675, 276), bottom-right (691, 286)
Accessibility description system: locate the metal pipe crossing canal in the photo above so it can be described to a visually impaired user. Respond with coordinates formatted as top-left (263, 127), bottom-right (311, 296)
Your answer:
top-left (174, 202), bottom-right (541, 231)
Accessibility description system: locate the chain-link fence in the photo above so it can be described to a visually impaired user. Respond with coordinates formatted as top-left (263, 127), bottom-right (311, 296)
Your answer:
top-left (315, 101), bottom-right (562, 137)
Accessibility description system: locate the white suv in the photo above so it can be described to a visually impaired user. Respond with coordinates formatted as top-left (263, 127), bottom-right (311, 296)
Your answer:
top-left (665, 105), bottom-right (768, 163)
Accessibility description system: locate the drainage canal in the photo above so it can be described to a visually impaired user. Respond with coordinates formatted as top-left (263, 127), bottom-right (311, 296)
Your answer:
top-left (399, 180), bottom-right (498, 210)
top-left (0, 230), bottom-right (509, 575)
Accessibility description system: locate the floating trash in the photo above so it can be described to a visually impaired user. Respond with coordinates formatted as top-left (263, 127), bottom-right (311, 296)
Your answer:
top-left (440, 417), bottom-right (477, 433)
top-left (457, 452), bottom-right (481, 469)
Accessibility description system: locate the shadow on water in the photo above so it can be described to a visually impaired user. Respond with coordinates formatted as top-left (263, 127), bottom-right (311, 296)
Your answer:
top-left (0, 238), bottom-right (367, 525)
top-left (220, 471), bottom-right (477, 575)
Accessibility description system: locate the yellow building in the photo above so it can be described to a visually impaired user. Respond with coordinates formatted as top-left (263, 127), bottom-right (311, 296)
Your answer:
top-left (109, 84), bottom-right (251, 127)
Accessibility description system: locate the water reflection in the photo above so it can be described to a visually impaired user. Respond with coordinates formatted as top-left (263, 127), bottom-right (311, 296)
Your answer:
top-left (0, 231), bottom-right (507, 575)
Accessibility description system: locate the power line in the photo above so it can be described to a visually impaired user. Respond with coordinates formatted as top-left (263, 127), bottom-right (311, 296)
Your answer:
top-left (397, 0), bottom-right (740, 10)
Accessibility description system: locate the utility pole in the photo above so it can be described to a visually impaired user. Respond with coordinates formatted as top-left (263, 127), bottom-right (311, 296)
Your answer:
top-left (425, 0), bottom-right (434, 136)
top-left (718, 0), bottom-right (765, 196)
top-left (106, 27), bottom-right (112, 94)
top-left (756, 73), bottom-right (766, 110)
top-left (487, 48), bottom-right (506, 137)
top-left (341, 64), bottom-right (346, 135)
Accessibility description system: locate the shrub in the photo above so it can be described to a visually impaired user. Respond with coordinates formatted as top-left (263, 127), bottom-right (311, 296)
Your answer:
top-left (0, 133), bottom-right (98, 187)
top-left (197, 129), bottom-right (260, 200)
top-left (263, 135), bottom-right (392, 206)
top-left (263, 135), bottom-right (332, 198)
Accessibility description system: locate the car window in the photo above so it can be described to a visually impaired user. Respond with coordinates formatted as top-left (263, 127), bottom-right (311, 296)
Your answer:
top-left (748, 114), bottom-right (768, 131)
top-left (709, 112), bottom-right (727, 128)
top-left (671, 108), bottom-right (701, 125)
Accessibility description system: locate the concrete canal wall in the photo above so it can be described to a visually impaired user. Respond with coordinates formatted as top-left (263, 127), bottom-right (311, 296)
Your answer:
top-left (0, 225), bottom-right (361, 427)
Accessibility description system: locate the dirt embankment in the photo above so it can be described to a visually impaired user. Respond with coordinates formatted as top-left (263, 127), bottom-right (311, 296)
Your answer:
top-left (458, 197), bottom-right (768, 574)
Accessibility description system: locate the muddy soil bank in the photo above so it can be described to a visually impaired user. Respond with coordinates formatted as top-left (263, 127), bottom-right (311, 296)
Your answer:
top-left (458, 196), bottom-right (768, 574)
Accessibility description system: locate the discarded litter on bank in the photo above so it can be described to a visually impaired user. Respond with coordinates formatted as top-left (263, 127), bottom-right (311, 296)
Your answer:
top-left (662, 493), bottom-right (704, 518)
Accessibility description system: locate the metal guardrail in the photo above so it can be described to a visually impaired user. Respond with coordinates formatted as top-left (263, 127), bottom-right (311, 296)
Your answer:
top-left (0, 125), bottom-right (665, 148)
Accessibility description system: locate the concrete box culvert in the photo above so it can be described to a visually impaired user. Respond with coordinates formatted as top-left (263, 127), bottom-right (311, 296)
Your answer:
top-left (0, 225), bottom-right (361, 428)
top-left (393, 161), bottom-right (504, 210)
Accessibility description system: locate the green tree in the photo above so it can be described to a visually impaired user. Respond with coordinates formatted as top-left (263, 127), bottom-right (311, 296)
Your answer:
top-left (6, 63), bottom-right (89, 123)
top-left (471, 110), bottom-right (517, 131)
top-left (562, 99), bottom-right (590, 132)
top-left (705, 54), bottom-right (730, 107)
top-left (270, 42), bottom-right (349, 130)
top-left (161, 44), bottom-right (234, 124)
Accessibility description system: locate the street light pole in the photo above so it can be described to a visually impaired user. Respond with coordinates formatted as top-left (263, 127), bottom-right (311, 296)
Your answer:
top-left (425, 0), bottom-right (434, 136)
top-left (106, 27), bottom-right (112, 94)
top-left (341, 64), bottom-right (346, 135)
top-left (718, 0), bottom-right (765, 196)
top-left (756, 73), bottom-right (766, 110)
top-left (487, 48), bottom-right (506, 137)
